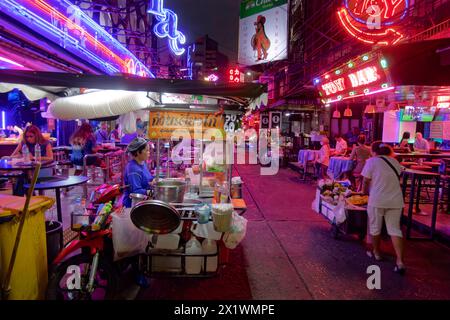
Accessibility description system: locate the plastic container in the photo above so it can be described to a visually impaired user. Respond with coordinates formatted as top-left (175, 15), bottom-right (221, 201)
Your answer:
top-left (201, 239), bottom-right (218, 272)
top-left (185, 236), bottom-right (202, 274)
top-left (34, 144), bottom-right (41, 163)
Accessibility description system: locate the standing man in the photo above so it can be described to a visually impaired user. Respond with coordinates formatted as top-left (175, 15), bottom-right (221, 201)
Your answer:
top-left (95, 122), bottom-right (109, 144)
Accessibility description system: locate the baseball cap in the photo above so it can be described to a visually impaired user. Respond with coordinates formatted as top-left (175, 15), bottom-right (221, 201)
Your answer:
top-left (127, 137), bottom-right (148, 153)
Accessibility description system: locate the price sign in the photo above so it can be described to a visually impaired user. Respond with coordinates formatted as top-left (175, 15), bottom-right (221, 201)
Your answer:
top-left (260, 113), bottom-right (270, 129)
top-left (224, 114), bottom-right (242, 132)
top-left (270, 112), bottom-right (282, 129)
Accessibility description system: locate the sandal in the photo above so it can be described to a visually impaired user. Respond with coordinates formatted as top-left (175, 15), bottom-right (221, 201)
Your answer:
top-left (394, 264), bottom-right (406, 275)
top-left (366, 250), bottom-right (383, 261)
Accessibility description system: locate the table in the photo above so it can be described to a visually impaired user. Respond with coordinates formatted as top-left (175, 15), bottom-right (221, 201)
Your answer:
top-left (0, 158), bottom-right (56, 171)
top-left (24, 175), bottom-right (89, 248)
top-left (401, 169), bottom-right (440, 240)
top-left (298, 149), bottom-right (320, 167)
top-left (395, 152), bottom-right (450, 161)
top-left (327, 157), bottom-right (355, 180)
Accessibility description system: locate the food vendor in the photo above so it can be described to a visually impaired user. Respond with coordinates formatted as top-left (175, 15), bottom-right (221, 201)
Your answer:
top-left (123, 137), bottom-right (154, 208)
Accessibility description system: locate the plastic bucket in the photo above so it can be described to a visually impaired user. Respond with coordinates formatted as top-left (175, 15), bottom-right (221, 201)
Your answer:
top-left (46, 220), bottom-right (62, 265)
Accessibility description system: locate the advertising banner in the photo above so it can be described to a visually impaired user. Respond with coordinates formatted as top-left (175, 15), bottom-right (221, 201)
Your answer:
top-left (238, 0), bottom-right (288, 66)
top-left (149, 111), bottom-right (225, 139)
top-left (270, 111), bottom-right (282, 129)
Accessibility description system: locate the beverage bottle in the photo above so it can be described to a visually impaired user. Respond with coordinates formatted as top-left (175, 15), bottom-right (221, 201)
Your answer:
top-left (201, 239), bottom-right (218, 272)
top-left (220, 181), bottom-right (230, 203)
top-left (34, 144), bottom-right (41, 163)
top-left (22, 144), bottom-right (30, 162)
top-left (185, 236), bottom-right (202, 275)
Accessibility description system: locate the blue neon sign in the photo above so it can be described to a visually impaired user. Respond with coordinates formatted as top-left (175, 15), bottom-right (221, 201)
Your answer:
top-left (148, 0), bottom-right (186, 56)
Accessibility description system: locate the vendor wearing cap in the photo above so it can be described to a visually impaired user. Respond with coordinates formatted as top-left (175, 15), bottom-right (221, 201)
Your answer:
top-left (123, 137), bottom-right (154, 208)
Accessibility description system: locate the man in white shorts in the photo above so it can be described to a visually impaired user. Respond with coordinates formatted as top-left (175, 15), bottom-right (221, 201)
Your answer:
top-left (362, 142), bottom-right (406, 274)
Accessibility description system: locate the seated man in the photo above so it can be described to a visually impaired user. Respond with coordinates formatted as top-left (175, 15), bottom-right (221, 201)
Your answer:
top-left (413, 132), bottom-right (430, 153)
top-left (123, 137), bottom-right (154, 208)
top-left (334, 134), bottom-right (348, 156)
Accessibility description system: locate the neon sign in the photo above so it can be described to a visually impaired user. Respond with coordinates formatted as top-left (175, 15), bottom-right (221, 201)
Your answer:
top-left (337, 0), bottom-right (408, 45)
top-left (0, 0), bottom-right (153, 77)
top-left (204, 74), bottom-right (219, 82)
top-left (229, 68), bottom-right (242, 83)
top-left (148, 0), bottom-right (186, 56)
top-left (316, 54), bottom-right (392, 103)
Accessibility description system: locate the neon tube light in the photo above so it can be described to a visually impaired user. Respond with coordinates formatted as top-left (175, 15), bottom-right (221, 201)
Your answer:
top-left (148, 0), bottom-right (186, 56)
top-left (1, 112), bottom-right (5, 129)
top-left (0, 56), bottom-right (25, 68)
top-left (337, 8), bottom-right (404, 45)
top-left (0, 0), bottom-right (153, 76)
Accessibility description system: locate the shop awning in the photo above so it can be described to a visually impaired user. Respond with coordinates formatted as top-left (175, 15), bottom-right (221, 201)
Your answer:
top-left (0, 69), bottom-right (266, 99)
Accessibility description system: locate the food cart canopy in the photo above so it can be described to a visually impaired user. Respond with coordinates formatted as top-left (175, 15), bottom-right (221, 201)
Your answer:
top-left (0, 69), bottom-right (267, 120)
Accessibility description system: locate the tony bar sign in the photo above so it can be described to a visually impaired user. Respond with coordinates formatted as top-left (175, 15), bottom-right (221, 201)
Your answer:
top-left (149, 111), bottom-right (224, 139)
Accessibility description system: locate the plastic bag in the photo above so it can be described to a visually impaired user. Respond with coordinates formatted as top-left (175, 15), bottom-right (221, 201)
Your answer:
top-left (112, 209), bottom-right (148, 261)
top-left (333, 200), bottom-right (347, 224)
top-left (223, 212), bottom-right (248, 249)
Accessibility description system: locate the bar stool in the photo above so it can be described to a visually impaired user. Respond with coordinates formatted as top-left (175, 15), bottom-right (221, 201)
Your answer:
top-left (410, 165), bottom-right (432, 172)
top-left (422, 162), bottom-right (440, 173)
top-left (401, 169), bottom-right (441, 240)
top-left (400, 161), bottom-right (417, 168)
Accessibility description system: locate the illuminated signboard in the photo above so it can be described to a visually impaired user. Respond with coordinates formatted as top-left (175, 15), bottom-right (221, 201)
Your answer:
top-left (0, 0), bottom-right (153, 77)
top-left (229, 68), bottom-right (243, 83)
top-left (238, 0), bottom-right (288, 66)
top-left (315, 53), bottom-right (393, 104)
top-left (337, 0), bottom-right (408, 45)
top-left (147, 0), bottom-right (186, 56)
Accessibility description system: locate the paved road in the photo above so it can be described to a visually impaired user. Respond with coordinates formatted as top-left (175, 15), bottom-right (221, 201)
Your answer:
top-left (237, 164), bottom-right (450, 300)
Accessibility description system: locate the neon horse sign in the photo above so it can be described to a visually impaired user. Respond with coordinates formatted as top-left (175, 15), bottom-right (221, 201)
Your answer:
top-left (338, 0), bottom-right (408, 45)
top-left (148, 0), bottom-right (186, 56)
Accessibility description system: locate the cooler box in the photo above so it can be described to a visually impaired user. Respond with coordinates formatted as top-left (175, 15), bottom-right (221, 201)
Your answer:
top-left (0, 195), bottom-right (55, 300)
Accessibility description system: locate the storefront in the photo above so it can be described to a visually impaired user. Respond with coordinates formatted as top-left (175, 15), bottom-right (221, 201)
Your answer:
top-left (315, 38), bottom-right (450, 147)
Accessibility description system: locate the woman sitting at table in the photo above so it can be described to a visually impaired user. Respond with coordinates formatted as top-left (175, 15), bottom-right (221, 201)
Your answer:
top-left (315, 136), bottom-right (331, 180)
top-left (399, 131), bottom-right (411, 151)
top-left (9, 125), bottom-right (54, 195)
top-left (123, 137), bottom-right (154, 208)
top-left (70, 123), bottom-right (98, 175)
top-left (361, 141), bottom-right (406, 275)
top-left (10, 125), bottom-right (53, 161)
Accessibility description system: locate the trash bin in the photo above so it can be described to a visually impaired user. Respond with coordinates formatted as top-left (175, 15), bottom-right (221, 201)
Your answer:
top-left (0, 195), bottom-right (55, 300)
top-left (45, 220), bottom-right (62, 266)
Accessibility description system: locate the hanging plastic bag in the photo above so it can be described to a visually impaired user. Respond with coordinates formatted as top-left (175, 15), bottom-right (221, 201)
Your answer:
top-left (223, 212), bottom-right (248, 249)
top-left (333, 199), bottom-right (347, 225)
top-left (119, 112), bottom-right (136, 134)
top-left (112, 209), bottom-right (148, 261)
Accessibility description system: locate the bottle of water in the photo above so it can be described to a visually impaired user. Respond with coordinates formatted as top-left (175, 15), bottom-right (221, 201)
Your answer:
top-left (22, 144), bottom-right (30, 162)
top-left (34, 144), bottom-right (41, 163)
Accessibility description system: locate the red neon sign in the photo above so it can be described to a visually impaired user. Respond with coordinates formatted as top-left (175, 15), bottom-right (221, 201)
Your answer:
top-left (337, 0), bottom-right (407, 46)
top-left (228, 68), bottom-right (242, 83)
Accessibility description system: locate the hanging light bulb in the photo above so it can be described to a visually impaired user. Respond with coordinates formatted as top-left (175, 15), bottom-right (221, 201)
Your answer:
top-left (344, 103), bottom-right (352, 117)
top-left (332, 105), bottom-right (341, 118)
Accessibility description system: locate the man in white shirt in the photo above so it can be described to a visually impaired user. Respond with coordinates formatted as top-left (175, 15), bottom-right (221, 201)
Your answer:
top-left (413, 132), bottom-right (430, 153)
top-left (334, 135), bottom-right (348, 156)
top-left (361, 142), bottom-right (405, 274)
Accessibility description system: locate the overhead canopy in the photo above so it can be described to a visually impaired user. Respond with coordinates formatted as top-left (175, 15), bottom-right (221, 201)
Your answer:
top-left (0, 69), bottom-right (266, 98)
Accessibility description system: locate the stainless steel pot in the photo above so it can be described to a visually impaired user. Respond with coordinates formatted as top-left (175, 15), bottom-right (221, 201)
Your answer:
top-left (130, 200), bottom-right (181, 234)
top-left (130, 193), bottom-right (147, 208)
top-left (155, 179), bottom-right (186, 203)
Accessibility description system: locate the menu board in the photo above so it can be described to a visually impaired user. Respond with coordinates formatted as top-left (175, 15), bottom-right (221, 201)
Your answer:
top-left (430, 121), bottom-right (443, 139)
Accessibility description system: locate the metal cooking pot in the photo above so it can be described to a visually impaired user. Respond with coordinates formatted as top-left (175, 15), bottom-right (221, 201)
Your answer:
top-left (130, 200), bottom-right (181, 234)
top-left (155, 179), bottom-right (186, 203)
top-left (130, 193), bottom-right (147, 208)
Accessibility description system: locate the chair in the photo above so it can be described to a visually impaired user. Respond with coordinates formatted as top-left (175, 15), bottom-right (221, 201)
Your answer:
top-left (53, 147), bottom-right (73, 177)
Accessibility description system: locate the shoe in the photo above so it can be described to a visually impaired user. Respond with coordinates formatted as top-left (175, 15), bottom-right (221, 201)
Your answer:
top-left (394, 264), bottom-right (406, 275)
top-left (366, 250), bottom-right (383, 261)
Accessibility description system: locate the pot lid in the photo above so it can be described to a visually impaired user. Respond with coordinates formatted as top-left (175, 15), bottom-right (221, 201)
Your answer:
top-left (130, 200), bottom-right (180, 234)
